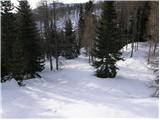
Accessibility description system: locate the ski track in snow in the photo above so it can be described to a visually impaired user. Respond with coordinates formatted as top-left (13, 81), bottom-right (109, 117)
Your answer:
top-left (1, 42), bottom-right (159, 118)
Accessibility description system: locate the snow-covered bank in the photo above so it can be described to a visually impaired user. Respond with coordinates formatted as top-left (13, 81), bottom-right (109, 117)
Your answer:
top-left (1, 42), bottom-right (158, 118)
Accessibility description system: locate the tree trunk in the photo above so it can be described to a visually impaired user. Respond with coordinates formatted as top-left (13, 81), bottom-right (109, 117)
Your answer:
top-left (136, 41), bottom-right (138, 50)
top-left (148, 41), bottom-right (152, 63)
top-left (152, 40), bottom-right (158, 55)
top-left (130, 42), bottom-right (134, 57)
top-left (53, 1), bottom-right (59, 70)
top-left (49, 55), bottom-right (53, 71)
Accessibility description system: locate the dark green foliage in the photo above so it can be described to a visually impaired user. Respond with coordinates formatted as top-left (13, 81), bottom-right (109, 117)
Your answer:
top-left (136, 2), bottom-right (150, 42)
top-left (93, 1), bottom-right (122, 78)
top-left (1, 1), bottom-right (15, 82)
top-left (57, 30), bottom-right (65, 55)
top-left (12, 36), bottom-right (26, 82)
top-left (85, 0), bottom-right (93, 15)
top-left (63, 19), bottom-right (77, 59)
top-left (12, 1), bottom-right (44, 84)
top-left (78, 4), bottom-right (85, 53)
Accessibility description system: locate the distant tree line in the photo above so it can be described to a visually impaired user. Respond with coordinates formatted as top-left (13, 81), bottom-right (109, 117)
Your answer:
top-left (1, 0), bottom-right (158, 89)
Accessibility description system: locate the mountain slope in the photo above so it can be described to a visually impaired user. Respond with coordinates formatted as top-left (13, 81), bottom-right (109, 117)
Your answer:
top-left (1, 42), bottom-right (158, 118)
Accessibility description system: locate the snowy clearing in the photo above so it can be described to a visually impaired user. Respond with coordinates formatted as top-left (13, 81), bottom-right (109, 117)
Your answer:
top-left (1, 42), bottom-right (158, 118)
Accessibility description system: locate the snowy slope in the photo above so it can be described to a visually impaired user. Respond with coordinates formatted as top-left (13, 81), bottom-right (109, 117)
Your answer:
top-left (56, 10), bottom-right (79, 29)
top-left (1, 42), bottom-right (158, 118)
top-left (36, 8), bottom-right (79, 31)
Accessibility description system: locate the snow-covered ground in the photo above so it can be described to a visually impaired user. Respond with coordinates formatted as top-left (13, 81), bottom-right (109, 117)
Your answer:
top-left (1, 42), bottom-right (159, 118)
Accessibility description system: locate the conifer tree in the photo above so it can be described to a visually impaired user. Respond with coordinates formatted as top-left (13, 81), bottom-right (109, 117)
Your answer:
top-left (1, 0), bottom-right (15, 82)
top-left (85, 0), bottom-right (93, 15)
top-left (12, 35), bottom-right (26, 85)
top-left (12, 1), bottom-right (44, 85)
top-left (137, 2), bottom-right (150, 42)
top-left (63, 19), bottom-right (76, 59)
top-left (93, 1), bottom-right (122, 78)
top-left (78, 4), bottom-right (85, 54)
top-left (83, 0), bottom-right (96, 63)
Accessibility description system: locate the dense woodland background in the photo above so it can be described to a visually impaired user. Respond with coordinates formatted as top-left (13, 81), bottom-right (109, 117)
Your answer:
top-left (1, 0), bottom-right (159, 96)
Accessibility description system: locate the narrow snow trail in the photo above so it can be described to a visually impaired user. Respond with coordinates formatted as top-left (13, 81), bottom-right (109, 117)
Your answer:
top-left (1, 43), bottom-right (158, 118)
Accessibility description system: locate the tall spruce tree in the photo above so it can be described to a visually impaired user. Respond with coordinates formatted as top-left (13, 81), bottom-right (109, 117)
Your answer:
top-left (63, 19), bottom-right (76, 59)
top-left (137, 2), bottom-right (150, 42)
top-left (93, 1), bottom-right (122, 78)
top-left (1, 0), bottom-right (15, 82)
top-left (78, 4), bottom-right (84, 54)
top-left (12, 1), bottom-right (44, 85)
top-left (85, 0), bottom-right (93, 15)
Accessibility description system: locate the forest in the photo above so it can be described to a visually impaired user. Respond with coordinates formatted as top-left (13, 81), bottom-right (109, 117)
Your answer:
top-left (1, 0), bottom-right (159, 118)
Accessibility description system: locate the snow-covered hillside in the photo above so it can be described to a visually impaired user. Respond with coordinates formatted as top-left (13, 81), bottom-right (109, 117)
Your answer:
top-left (56, 10), bottom-right (79, 29)
top-left (1, 42), bottom-right (158, 118)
